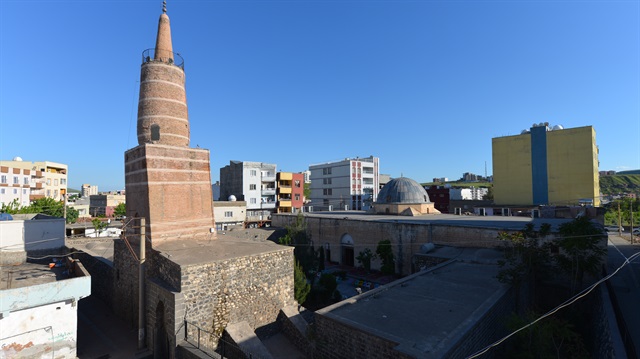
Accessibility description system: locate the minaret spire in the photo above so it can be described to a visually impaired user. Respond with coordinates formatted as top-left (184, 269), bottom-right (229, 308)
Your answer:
top-left (154, 1), bottom-right (173, 62)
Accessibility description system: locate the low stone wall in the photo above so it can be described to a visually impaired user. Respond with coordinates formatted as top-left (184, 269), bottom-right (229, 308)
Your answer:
top-left (277, 306), bottom-right (313, 357)
top-left (587, 286), bottom-right (625, 358)
top-left (178, 247), bottom-right (296, 351)
top-left (314, 314), bottom-right (414, 359)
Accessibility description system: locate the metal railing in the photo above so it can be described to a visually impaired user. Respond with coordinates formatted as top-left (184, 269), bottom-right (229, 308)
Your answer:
top-left (142, 48), bottom-right (184, 69)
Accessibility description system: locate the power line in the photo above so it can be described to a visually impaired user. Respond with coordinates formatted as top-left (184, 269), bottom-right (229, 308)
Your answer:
top-left (465, 250), bottom-right (640, 359)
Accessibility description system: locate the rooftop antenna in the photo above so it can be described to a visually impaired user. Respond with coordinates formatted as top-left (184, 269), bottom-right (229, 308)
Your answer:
top-left (162, 0), bottom-right (167, 13)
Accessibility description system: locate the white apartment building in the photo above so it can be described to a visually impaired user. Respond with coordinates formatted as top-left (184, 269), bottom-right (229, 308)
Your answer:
top-left (309, 156), bottom-right (380, 211)
top-left (81, 184), bottom-right (98, 197)
top-left (0, 166), bottom-right (31, 207)
top-left (449, 187), bottom-right (489, 201)
top-left (0, 159), bottom-right (68, 203)
top-left (219, 161), bottom-right (277, 220)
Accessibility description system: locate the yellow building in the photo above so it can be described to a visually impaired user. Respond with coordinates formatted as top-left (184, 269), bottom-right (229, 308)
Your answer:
top-left (492, 125), bottom-right (599, 206)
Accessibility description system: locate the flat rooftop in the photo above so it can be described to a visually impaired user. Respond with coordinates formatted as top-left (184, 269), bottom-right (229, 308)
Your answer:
top-left (296, 211), bottom-right (573, 231)
top-left (153, 235), bottom-right (289, 267)
top-left (0, 262), bottom-right (67, 290)
top-left (317, 248), bottom-right (507, 358)
top-left (67, 227), bottom-right (288, 268)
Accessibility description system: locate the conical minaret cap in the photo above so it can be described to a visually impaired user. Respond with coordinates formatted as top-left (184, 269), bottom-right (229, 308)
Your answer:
top-left (154, 1), bottom-right (174, 62)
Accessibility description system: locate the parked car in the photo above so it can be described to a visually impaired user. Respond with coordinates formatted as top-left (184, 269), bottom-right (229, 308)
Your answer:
top-left (633, 229), bottom-right (640, 236)
top-left (605, 226), bottom-right (623, 232)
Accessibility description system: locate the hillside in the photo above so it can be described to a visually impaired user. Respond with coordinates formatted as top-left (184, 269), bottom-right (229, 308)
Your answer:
top-left (421, 181), bottom-right (492, 188)
top-left (600, 174), bottom-right (640, 195)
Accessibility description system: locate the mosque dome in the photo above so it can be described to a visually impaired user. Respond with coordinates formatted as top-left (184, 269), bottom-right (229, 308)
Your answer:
top-left (376, 177), bottom-right (431, 204)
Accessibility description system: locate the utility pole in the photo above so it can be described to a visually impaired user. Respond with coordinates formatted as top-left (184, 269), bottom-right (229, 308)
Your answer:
top-left (138, 218), bottom-right (146, 349)
top-left (630, 203), bottom-right (634, 245)
top-left (618, 202), bottom-right (622, 236)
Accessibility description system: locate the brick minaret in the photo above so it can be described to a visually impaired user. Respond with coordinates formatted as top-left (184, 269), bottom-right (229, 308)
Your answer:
top-left (125, 2), bottom-right (215, 243)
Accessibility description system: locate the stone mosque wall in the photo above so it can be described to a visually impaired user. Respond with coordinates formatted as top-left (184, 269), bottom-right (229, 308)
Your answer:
top-left (272, 215), bottom-right (510, 276)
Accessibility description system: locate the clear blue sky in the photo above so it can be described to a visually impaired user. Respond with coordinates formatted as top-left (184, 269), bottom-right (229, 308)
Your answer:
top-left (1, 0), bottom-right (638, 191)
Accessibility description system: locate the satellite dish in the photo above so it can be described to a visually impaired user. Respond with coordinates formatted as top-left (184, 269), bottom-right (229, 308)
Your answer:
top-left (228, 195), bottom-right (237, 201)
top-left (12, 156), bottom-right (22, 161)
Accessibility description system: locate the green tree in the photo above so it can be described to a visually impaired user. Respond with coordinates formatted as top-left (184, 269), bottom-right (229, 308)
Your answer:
top-left (278, 213), bottom-right (318, 279)
top-left (555, 216), bottom-right (606, 293)
top-left (294, 260), bottom-right (311, 305)
top-left (1, 197), bottom-right (77, 223)
top-left (317, 273), bottom-right (339, 303)
top-left (114, 202), bottom-right (126, 218)
top-left (503, 311), bottom-right (589, 359)
top-left (356, 248), bottom-right (375, 273)
top-left (0, 199), bottom-right (21, 214)
top-left (65, 206), bottom-right (79, 224)
top-left (376, 240), bottom-right (395, 275)
top-left (91, 218), bottom-right (108, 237)
top-left (303, 182), bottom-right (311, 202)
top-left (483, 185), bottom-right (494, 200)
top-left (497, 223), bottom-right (552, 309)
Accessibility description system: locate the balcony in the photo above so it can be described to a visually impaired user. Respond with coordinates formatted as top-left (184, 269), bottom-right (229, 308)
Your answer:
top-left (278, 200), bottom-right (292, 207)
top-left (261, 188), bottom-right (276, 196)
top-left (142, 48), bottom-right (185, 69)
top-left (278, 187), bottom-right (292, 194)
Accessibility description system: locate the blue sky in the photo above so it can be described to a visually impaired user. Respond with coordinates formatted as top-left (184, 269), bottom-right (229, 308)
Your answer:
top-left (1, 0), bottom-right (638, 191)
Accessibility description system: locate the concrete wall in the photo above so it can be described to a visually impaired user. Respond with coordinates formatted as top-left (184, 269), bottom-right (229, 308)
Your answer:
top-left (492, 133), bottom-right (533, 205)
top-left (546, 126), bottom-right (600, 206)
top-left (0, 262), bottom-right (90, 359)
top-left (0, 216), bottom-right (65, 264)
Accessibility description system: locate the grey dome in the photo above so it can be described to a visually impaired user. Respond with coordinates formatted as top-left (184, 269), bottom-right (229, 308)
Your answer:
top-left (376, 177), bottom-right (431, 204)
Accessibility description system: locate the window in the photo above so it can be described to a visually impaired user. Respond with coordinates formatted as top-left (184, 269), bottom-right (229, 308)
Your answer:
top-left (13, 176), bottom-right (19, 184)
top-left (46, 179), bottom-right (51, 186)
top-left (23, 189), bottom-right (27, 194)
top-left (250, 184), bottom-right (257, 190)
top-left (224, 211), bottom-right (233, 217)
top-left (322, 167), bottom-right (332, 175)
top-left (323, 189), bottom-right (333, 196)
top-left (294, 180), bottom-right (301, 187)
top-left (0, 189), bottom-right (4, 194)
top-left (0, 175), bottom-right (6, 183)
top-left (54, 179), bottom-right (59, 186)
top-left (250, 198), bottom-right (257, 204)
top-left (323, 178), bottom-right (332, 185)
top-left (61, 179), bottom-right (66, 185)
top-left (23, 177), bottom-right (29, 185)
top-left (47, 190), bottom-right (51, 196)
top-left (250, 170), bottom-right (257, 177)
top-left (54, 190), bottom-right (58, 198)
top-left (13, 189), bottom-right (18, 194)
top-left (151, 124), bottom-right (161, 141)
top-left (295, 194), bottom-right (300, 201)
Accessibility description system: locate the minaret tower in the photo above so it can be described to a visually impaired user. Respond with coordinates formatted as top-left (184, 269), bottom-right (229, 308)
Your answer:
top-left (124, 1), bottom-right (215, 243)
top-left (137, 1), bottom-right (189, 147)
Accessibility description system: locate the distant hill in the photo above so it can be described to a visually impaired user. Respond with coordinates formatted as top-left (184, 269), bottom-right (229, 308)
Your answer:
top-left (600, 174), bottom-right (640, 195)
top-left (68, 188), bottom-right (81, 194)
top-left (421, 181), bottom-right (492, 188)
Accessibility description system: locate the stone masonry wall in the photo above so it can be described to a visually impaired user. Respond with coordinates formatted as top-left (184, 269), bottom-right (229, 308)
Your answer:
top-left (180, 247), bottom-right (296, 350)
top-left (272, 215), bottom-right (513, 276)
top-left (314, 314), bottom-right (414, 359)
top-left (71, 249), bottom-right (115, 309)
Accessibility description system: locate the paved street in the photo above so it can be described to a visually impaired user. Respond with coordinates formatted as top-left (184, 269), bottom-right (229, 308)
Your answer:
top-left (607, 234), bottom-right (640, 358)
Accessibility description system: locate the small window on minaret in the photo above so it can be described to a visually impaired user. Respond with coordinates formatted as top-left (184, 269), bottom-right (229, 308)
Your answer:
top-left (151, 124), bottom-right (160, 141)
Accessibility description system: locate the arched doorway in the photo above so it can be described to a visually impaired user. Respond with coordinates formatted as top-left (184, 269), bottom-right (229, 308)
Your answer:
top-left (154, 301), bottom-right (170, 359)
top-left (341, 234), bottom-right (354, 267)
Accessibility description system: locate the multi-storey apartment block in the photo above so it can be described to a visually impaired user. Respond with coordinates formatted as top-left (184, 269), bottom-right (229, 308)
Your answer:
top-left (81, 184), bottom-right (98, 197)
top-left (276, 172), bottom-right (304, 213)
top-left (309, 156), bottom-right (380, 211)
top-left (220, 161), bottom-right (277, 220)
top-left (493, 124), bottom-right (600, 206)
top-left (0, 159), bottom-right (67, 204)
